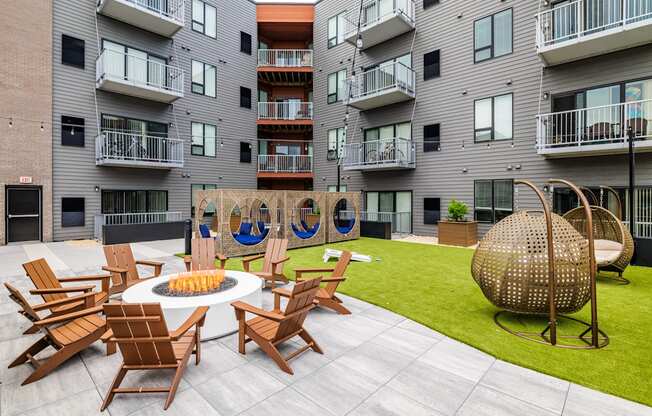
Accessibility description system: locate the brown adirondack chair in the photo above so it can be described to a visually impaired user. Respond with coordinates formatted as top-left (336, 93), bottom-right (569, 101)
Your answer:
top-left (295, 250), bottom-right (352, 315)
top-left (101, 303), bottom-right (208, 411)
top-left (183, 238), bottom-right (227, 271)
top-left (241, 238), bottom-right (290, 289)
top-left (231, 277), bottom-right (323, 375)
top-left (102, 244), bottom-right (164, 295)
top-left (4, 283), bottom-right (113, 385)
top-left (22, 258), bottom-right (111, 334)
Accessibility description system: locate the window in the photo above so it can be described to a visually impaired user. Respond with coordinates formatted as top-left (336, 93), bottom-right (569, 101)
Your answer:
top-left (240, 31), bottom-right (252, 55)
top-left (474, 93), bottom-right (512, 142)
top-left (240, 142), bottom-right (252, 163)
top-left (423, 0), bottom-right (439, 9)
top-left (101, 190), bottom-right (168, 214)
top-left (327, 69), bottom-right (347, 104)
top-left (327, 127), bottom-right (345, 160)
top-left (474, 9), bottom-right (512, 63)
top-left (365, 191), bottom-right (413, 233)
top-left (192, 0), bottom-right (216, 38)
top-left (61, 35), bottom-right (85, 69)
top-left (364, 122), bottom-right (411, 141)
top-left (423, 124), bottom-right (440, 152)
top-left (423, 198), bottom-right (441, 224)
top-left (328, 185), bottom-right (348, 192)
top-left (240, 86), bottom-right (251, 109)
top-left (191, 60), bottom-right (216, 97)
top-left (328, 12), bottom-right (346, 48)
top-left (191, 122), bottom-right (216, 157)
top-left (474, 179), bottom-right (513, 223)
top-left (61, 116), bottom-right (85, 147)
top-left (191, 184), bottom-right (217, 216)
top-left (423, 50), bottom-right (440, 80)
top-left (61, 198), bottom-right (85, 227)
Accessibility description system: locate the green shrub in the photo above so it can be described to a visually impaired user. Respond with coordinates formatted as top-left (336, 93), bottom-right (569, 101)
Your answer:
top-left (447, 199), bottom-right (469, 222)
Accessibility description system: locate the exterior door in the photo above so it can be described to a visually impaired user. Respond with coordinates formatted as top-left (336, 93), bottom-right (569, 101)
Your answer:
top-left (5, 186), bottom-right (41, 243)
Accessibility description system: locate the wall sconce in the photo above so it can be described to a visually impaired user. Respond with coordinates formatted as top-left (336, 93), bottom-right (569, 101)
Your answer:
top-left (543, 185), bottom-right (550, 193)
top-left (543, 92), bottom-right (550, 100)
top-left (462, 90), bottom-right (467, 95)
top-left (515, 164), bottom-right (522, 170)
top-left (506, 79), bottom-right (512, 86)
top-left (462, 168), bottom-right (468, 173)
top-left (94, 185), bottom-right (100, 192)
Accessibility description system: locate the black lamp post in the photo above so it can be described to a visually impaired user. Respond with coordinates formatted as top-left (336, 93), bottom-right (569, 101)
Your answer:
top-left (627, 126), bottom-right (635, 238)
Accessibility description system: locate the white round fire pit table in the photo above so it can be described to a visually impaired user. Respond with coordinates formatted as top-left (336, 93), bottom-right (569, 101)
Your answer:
top-left (122, 270), bottom-right (263, 341)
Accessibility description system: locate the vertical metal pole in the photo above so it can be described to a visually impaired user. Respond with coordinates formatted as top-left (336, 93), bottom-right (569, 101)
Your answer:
top-left (628, 126), bottom-right (635, 237)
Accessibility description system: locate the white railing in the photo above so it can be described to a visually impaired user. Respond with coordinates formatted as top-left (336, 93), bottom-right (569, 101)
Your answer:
top-left (96, 48), bottom-right (184, 95)
top-left (113, 0), bottom-right (185, 24)
top-left (94, 211), bottom-right (183, 240)
top-left (625, 187), bottom-right (652, 238)
top-left (537, 99), bottom-right (652, 151)
top-left (258, 49), bottom-right (313, 67)
top-left (258, 102), bottom-right (313, 120)
top-left (347, 61), bottom-right (415, 101)
top-left (257, 155), bottom-right (313, 173)
top-left (343, 137), bottom-right (415, 168)
top-left (96, 130), bottom-right (184, 166)
top-left (536, 0), bottom-right (652, 48)
top-left (343, 0), bottom-right (415, 39)
top-left (359, 210), bottom-right (411, 234)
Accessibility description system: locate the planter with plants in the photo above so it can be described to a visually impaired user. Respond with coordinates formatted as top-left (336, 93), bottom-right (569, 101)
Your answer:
top-left (437, 200), bottom-right (478, 247)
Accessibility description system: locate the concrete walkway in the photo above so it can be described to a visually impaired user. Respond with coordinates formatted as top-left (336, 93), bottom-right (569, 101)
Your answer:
top-left (1, 240), bottom-right (650, 416)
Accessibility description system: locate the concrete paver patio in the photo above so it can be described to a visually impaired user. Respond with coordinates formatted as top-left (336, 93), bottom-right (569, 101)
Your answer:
top-left (1, 239), bottom-right (651, 416)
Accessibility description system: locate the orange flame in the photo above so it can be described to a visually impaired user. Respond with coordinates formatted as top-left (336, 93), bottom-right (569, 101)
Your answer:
top-left (168, 270), bottom-right (225, 294)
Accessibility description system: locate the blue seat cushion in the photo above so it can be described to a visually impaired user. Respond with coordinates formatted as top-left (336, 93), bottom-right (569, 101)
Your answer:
top-left (199, 224), bottom-right (211, 238)
top-left (235, 234), bottom-right (262, 245)
top-left (239, 222), bottom-right (253, 236)
top-left (301, 220), bottom-right (310, 232)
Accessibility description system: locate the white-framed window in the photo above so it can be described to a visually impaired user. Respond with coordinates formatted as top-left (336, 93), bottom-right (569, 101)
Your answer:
top-left (328, 185), bottom-right (348, 192)
top-left (327, 127), bottom-right (345, 160)
top-left (328, 69), bottom-right (347, 104)
top-left (192, 0), bottom-right (217, 38)
top-left (474, 9), bottom-right (512, 63)
top-left (191, 122), bottom-right (216, 157)
top-left (191, 60), bottom-right (216, 97)
top-left (474, 93), bottom-right (513, 142)
top-left (328, 12), bottom-right (346, 48)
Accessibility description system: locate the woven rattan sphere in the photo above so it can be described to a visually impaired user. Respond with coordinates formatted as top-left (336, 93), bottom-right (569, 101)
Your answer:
top-left (472, 210), bottom-right (592, 315)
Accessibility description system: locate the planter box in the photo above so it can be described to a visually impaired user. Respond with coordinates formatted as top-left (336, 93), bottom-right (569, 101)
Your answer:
top-left (361, 220), bottom-right (392, 240)
top-left (438, 220), bottom-right (478, 247)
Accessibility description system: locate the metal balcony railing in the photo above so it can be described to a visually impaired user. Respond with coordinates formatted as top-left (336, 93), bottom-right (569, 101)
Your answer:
top-left (94, 211), bottom-right (183, 240)
top-left (96, 130), bottom-right (184, 167)
top-left (257, 49), bottom-right (313, 67)
top-left (536, 99), bottom-right (652, 152)
top-left (342, 137), bottom-right (415, 169)
top-left (257, 155), bottom-right (313, 173)
top-left (257, 102), bottom-right (313, 120)
top-left (347, 61), bottom-right (415, 101)
top-left (342, 0), bottom-right (415, 40)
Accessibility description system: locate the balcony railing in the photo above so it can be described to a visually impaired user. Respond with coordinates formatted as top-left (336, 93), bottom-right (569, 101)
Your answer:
top-left (258, 102), bottom-right (313, 120)
top-left (258, 155), bottom-right (313, 173)
top-left (96, 130), bottom-right (184, 168)
top-left (257, 49), bottom-right (313, 68)
top-left (536, 0), bottom-right (652, 64)
top-left (97, 0), bottom-right (185, 37)
top-left (342, 137), bottom-right (415, 170)
top-left (96, 48), bottom-right (184, 102)
top-left (343, 0), bottom-right (415, 49)
top-left (94, 211), bottom-right (183, 240)
top-left (537, 99), bottom-right (652, 156)
top-left (348, 210), bottom-right (411, 234)
top-left (347, 62), bottom-right (415, 110)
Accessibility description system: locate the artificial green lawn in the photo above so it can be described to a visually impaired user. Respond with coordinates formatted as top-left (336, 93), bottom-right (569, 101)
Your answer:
top-left (181, 237), bottom-right (652, 406)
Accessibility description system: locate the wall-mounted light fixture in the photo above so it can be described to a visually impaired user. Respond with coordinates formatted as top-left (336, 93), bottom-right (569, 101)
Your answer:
top-left (94, 185), bottom-right (100, 192)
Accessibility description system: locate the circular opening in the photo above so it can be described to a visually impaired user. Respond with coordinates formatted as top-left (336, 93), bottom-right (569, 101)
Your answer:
top-left (333, 198), bottom-right (355, 234)
top-left (291, 198), bottom-right (320, 240)
top-left (196, 197), bottom-right (218, 238)
top-left (230, 201), bottom-right (270, 246)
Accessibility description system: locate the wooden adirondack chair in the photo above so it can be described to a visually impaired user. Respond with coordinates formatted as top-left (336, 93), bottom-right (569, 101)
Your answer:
top-left (101, 303), bottom-right (208, 411)
top-left (183, 238), bottom-right (228, 271)
top-left (22, 258), bottom-right (111, 334)
top-left (295, 250), bottom-right (352, 315)
top-left (231, 277), bottom-right (323, 375)
top-left (241, 238), bottom-right (290, 289)
top-left (102, 244), bottom-right (164, 295)
top-left (4, 283), bottom-right (113, 385)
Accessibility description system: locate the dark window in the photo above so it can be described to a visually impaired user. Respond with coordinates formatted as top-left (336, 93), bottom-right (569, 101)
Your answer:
top-left (191, 184), bottom-right (218, 216)
top-left (423, 124), bottom-right (440, 152)
top-left (101, 190), bottom-right (168, 214)
top-left (62, 35), bottom-right (85, 69)
top-left (62, 198), bottom-right (85, 227)
top-left (423, 198), bottom-right (441, 224)
top-left (474, 9), bottom-right (513, 63)
top-left (61, 116), bottom-right (85, 147)
top-left (240, 142), bottom-right (252, 163)
top-left (240, 32), bottom-right (252, 55)
top-left (474, 179), bottom-right (513, 223)
top-left (423, 50), bottom-right (440, 80)
top-left (240, 86), bottom-right (251, 109)
top-left (423, 0), bottom-right (439, 9)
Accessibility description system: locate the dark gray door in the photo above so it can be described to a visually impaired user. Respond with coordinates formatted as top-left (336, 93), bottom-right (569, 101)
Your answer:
top-left (6, 187), bottom-right (41, 243)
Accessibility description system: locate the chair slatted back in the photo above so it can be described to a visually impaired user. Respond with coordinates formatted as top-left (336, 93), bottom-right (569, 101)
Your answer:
top-left (325, 251), bottom-right (352, 297)
top-left (261, 239), bottom-right (288, 275)
top-left (275, 278), bottom-right (321, 341)
top-left (103, 244), bottom-right (139, 286)
top-left (23, 258), bottom-right (65, 303)
top-left (104, 303), bottom-right (177, 366)
top-left (4, 283), bottom-right (41, 324)
top-left (190, 238), bottom-right (216, 271)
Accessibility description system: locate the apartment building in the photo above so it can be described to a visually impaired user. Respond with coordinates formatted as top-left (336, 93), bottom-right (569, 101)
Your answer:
top-left (312, 0), bottom-right (652, 242)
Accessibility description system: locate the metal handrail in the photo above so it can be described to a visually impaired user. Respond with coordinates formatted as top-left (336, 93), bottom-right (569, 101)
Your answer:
top-left (342, 0), bottom-right (415, 38)
top-left (257, 154), bottom-right (313, 173)
top-left (347, 61), bottom-right (416, 100)
top-left (257, 49), bottom-right (313, 67)
top-left (96, 130), bottom-right (184, 165)
top-left (111, 0), bottom-right (186, 23)
top-left (94, 211), bottom-right (183, 239)
top-left (257, 102), bottom-right (313, 120)
top-left (342, 137), bottom-right (415, 167)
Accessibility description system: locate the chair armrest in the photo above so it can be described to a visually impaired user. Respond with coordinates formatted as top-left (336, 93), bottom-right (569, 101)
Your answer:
top-left (272, 288), bottom-right (293, 299)
top-left (136, 260), bottom-right (164, 277)
top-left (101, 329), bottom-right (113, 343)
top-left (58, 274), bottom-right (112, 294)
top-left (170, 306), bottom-right (209, 340)
top-left (231, 301), bottom-right (284, 321)
top-left (271, 257), bottom-right (290, 266)
top-left (295, 267), bottom-right (334, 280)
top-left (320, 276), bottom-right (346, 283)
top-left (30, 285), bottom-right (94, 295)
top-left (216, 253), bottom-right (228, 261)
top-left (102, 265), bottom-right (128, 274)
top-left (32, 292), bottom-right (98, 312)
top-left (35, 305), bottom-right (104, 327)
top-left (183, 255), bottom-right (191, 272)
top-left (242, 253), bottom-right (265, 264)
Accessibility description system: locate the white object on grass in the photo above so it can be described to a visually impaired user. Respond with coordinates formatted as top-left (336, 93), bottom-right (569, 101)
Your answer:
top-left (323, 248), bottom-right (372, 263)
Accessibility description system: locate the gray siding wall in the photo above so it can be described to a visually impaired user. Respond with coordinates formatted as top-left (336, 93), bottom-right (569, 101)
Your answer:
top-left (52, 0), bottom-right (258, 240)
top-left (313, 0), bottom-right (652, 237)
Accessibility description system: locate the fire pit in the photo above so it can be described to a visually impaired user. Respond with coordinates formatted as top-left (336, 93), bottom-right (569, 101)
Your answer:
top-left (122, 270), bottom-right (262, 340)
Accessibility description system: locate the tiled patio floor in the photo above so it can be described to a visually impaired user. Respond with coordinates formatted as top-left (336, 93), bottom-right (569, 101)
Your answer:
top-left (1, 240), bottom-right (651, 416)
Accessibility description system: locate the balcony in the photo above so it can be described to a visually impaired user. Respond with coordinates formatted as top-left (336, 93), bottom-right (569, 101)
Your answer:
top-left (343, 0), bottom-right (415, 50)
top-left (536, 99), bottom-right (652, 157)
top-left (257, 102), bottom-right (313, 126)
top-left (96, 130), bottom-right (185, 168)
top-left (257, 155), bottom-right (313, 178)
top-left (347, 62), bottom-right (415, 111)
top-left (97, 0), bottom-right (185, 37)
top-left (257, 49), bottom-right (313, 83)
top-left (342, 137), bottom-right (415, 171)
top-left (96, 49), bottom-right (184, 103)
top-left (536, 0), bottom-right (652, 66)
